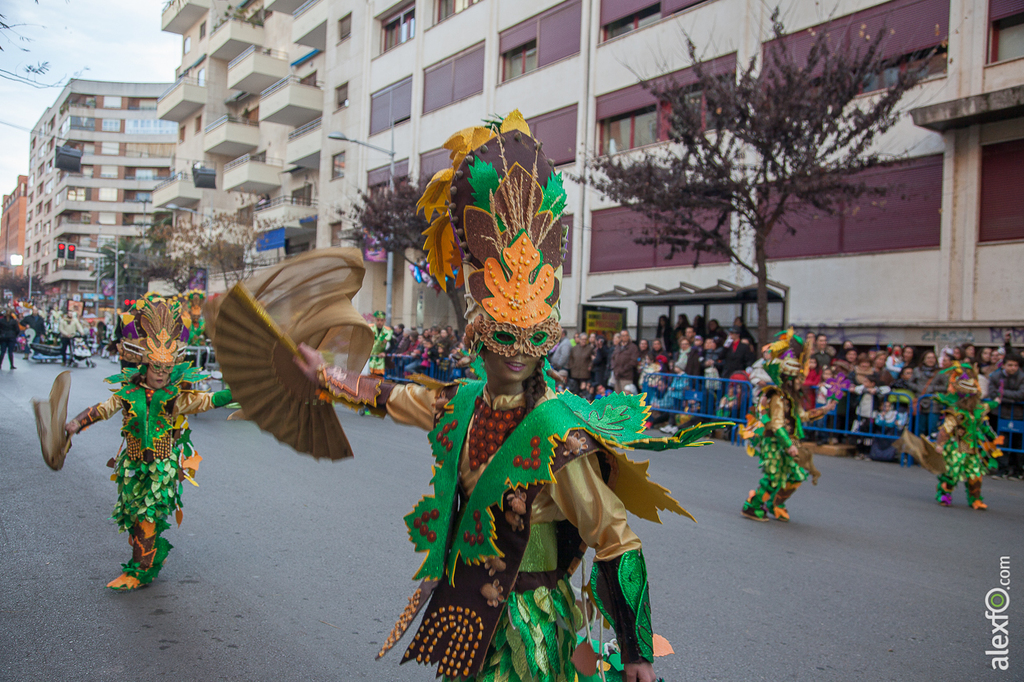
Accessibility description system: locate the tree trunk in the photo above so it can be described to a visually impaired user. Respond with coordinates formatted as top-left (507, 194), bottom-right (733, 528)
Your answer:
top-left (754, 229), bottom-right (770, 345)
top-left (445, 287), bottom-right (467, 336)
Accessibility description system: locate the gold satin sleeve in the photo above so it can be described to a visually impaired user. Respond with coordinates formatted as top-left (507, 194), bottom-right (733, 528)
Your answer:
top-left (93, 395), bottom-right (122, 421)
top-left (768, 394), bottom-right (787, 433)
top-left (533, 453), bottom-right (641, 562)
top-left (174, 392), bottom-right (219, 416)
top-left (385, 383), bottom-right (440, 432)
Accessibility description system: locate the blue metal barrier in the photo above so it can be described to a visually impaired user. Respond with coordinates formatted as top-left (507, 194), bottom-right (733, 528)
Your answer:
top-left (640, 372), bottom-right (753, 443)
top-left (383, 353), bottom-right (464, 383)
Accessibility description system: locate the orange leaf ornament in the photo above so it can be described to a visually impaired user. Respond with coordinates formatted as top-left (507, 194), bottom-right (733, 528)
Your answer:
top-left (421, 214), bottom-right (462, 290)
top-left (481, 232), bottom-right (554, 327)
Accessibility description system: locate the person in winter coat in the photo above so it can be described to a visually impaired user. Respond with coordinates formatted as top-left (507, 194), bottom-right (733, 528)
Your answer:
top-left (59, 311), bottom-right (85, 367)
top-left (987, 346), bottom-right (1024, 477)
top-left (673, 336), bottom-right (702, 376)
top-left (0, 309), bottom-right (20, 369)
top-left (548, 329), bottom-right (572, 372)
top-left (911, 350), bottom-right (942, 436)
top-left (721, 327), bottom-right (757, 377)
top-left (20, 308), bottom-right (45, 359)
top-left (567, 332), bottom-right (594, 395)
top-left (589, 334), bottom-right (610, 390)
top-left (610, 329), bottom-right (640, 392)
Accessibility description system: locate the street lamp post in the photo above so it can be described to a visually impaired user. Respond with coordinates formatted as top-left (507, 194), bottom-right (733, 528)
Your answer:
top-left (328, 127), bottom-right (397, 326)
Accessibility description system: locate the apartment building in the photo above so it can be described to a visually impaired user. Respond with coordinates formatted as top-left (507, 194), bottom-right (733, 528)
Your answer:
top-left (156, 0), bottom-right (1024, 344)
top-left (1, 175), bottom-right (28, 276)
top-left (25, 80), bottom-right (176, 312)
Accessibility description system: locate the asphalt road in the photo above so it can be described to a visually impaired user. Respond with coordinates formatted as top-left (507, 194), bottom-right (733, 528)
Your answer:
top-left (1, 358), bottom-right (1021, 681)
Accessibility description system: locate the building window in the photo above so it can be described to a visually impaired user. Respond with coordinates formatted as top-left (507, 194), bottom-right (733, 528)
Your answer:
top-left (102, 118), bottom-right (120, 132)
top-left (103, 96), bottom-right (122, 109)
top-left (179, 126), bottom-right (186, 142)
top-left (98, 212), bottom-right (117, 225)
top-left (602, 4), bottom-right (660, 41)
top-left (332, 152), bottom-right (346, 179)
top-left (979, 139), bottom-right (1024, 242)
top-left (991, 12), bottom-right (1024, 62)
top-left (861, 46), bottom-right (947, 94)
top-left (438, 0), bottom-right (480, 22)
top-left (44, 179), bottom-right (53, 194)
top-left (101, 141), bottom-right (120, 155)
top-left (300, 71), bottom-right (318, 86)
top-left (382, 6), bottom-right (415, 53)
top-left (197, 68), bottom-right (206, 86)
top-left (100, 165), bottom-right (118, 179)
top-left (199, 21), bottom-right (206, 39)
top-left (338, 13), bottom-right (352, 41)
top-left (70, 116), bottom-right (95, 130)
top-left (134, 168), bottom-right (156, 180)
top-left (98, 188), bottom-right (118, 202)
top-left (423, 44), bottom-right (485, 113)
top-left (194, 115), bottom-right (203, 133)
top-left (184, 36), bottom-right (191, 54)
top-left (335, 82), bottom-right (349, 109)
top-left (369, 76), bottom-right (413, 134)
top-left (67, 188), bottom-right (88, 202)
top-left (502, 40), bottom-right (537, 81)
top-left (599, 106), bottom-right (657, 155)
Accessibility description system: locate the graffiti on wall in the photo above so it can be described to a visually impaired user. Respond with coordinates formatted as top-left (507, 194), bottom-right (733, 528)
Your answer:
top-left (794, 325), bottom-right (1024, 348)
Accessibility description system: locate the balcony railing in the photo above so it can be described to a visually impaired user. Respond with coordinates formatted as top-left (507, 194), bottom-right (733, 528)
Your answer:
top-left (158, 76), bottom-right (203, 102)
top-left (261, 75), bottom-right (321, 99)
top-left (228, 45), bottom-right (288, 70)
top-left (155, 171), bottom-right (190, 190)
top-left (293, 0), bottom-right (321, 18)
top-left (287, 117), bottom-right (322, 140)
top-left (254, 195), bottom-right (317, 212)
top-left (225, 151), bottom-right (283, 172)
top-left (204, 114), bottom-right (260, 134)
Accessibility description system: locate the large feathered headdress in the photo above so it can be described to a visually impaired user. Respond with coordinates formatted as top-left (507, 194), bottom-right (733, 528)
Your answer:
top-left (763, 328), bottom-right (807, 386)
top-left (942, 360), bottom-right (980, 395)
top-left (417, 111), bottom-right (569, 358)
top-left (119, 292), bottom-right (190, 366)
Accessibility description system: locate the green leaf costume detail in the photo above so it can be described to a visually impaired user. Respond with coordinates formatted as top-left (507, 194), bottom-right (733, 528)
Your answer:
top-left (469, 158), bottom-right (501, 214)
top-left (588, 549), bottom-right (654, 664)
top-left (538, 172), bottom-right (566, 220)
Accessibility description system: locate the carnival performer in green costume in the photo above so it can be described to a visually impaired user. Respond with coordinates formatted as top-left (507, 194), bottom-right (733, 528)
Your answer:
top-left (740, 330), bottom-right (833, 523)
top-left (65, 294), bottom-right (232, 590)
top-left (294, 113), bottom-right (720, 682)
top-left (368, 310), bottom-right (393, 376)
top-left (180, 289), bottom-right (207, 346)
top-left (931, 362), bottom-right (1002, 509)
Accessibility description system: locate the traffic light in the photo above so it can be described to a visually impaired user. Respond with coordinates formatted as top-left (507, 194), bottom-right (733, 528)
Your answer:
top-left (56, 243), bottom-right (66, 259)
top-left (67, 243), bottom-right (76, 260)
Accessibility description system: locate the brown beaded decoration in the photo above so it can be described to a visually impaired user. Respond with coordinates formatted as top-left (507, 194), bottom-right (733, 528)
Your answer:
top-left (404, 604), bottom-right (485, 680)
top-left (467, 397), bottom-right (526, 471)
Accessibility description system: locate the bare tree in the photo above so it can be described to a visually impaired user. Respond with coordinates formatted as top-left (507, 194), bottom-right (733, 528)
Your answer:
top-left (198, 210), bottom-right (264, 289)
top-left (346, 179), bottom-right (467, 333)
top-left (144, 212), bottom-right (203, 293)
top-left (588, 9), bottom-right (934, 342)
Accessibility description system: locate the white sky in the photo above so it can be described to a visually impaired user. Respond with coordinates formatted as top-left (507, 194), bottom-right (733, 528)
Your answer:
top-left (0, 0), bottom-right (180, 194)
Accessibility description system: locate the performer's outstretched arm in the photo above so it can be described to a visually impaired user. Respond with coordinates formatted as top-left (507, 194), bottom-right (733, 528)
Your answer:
top-left (295, 343), bottom-right (440, 431)
top-left (66, 395), bottom-right (121, 435)
top-left (174, 388), bottom-right (234, 415)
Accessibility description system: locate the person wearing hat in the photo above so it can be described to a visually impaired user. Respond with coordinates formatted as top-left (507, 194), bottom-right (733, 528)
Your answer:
top-left (293, 113), bottom-right (720, 682)
top-left (368, 310), bottom-right (393, 377)
top-left (740, 329), bottom-right (835, 522)
top-left (62, 293), bottom-right (233, 590)
top-left (721, 326), bottom-right (756, 377)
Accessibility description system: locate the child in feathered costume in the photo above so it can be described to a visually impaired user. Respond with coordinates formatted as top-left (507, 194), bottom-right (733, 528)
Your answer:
top-left (740, 329), bottom-right (834, 522)
top-left (932, 362), bottom-right (1003, 509)
top-left (64, 293), bottom-right (232, 590)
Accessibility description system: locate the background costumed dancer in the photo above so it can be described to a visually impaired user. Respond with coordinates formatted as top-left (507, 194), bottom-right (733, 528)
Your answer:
top-left (369, 310), bottom-right (393, 376)
top-left (60, 293), bottom-right (232, 590)
top-left (740, 330), bottom-right (833, 522)
top-left (896, 362), bottom-right (1003, 509)
top-left (212, 112), bottom-right (723, 682)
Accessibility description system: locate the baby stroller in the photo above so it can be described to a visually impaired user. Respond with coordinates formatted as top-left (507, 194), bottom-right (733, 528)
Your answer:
top-left (30, 341), bottom-right (64, 364)
top-left (68, 335), bottom-right (96, 368)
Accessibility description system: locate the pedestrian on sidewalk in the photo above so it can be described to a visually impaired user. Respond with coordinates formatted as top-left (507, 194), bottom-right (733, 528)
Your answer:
top-left (0, 308), bottom-right (20, 369)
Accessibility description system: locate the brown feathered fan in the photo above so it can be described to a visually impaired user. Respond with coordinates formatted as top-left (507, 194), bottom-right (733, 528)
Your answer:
top-left (208, 249), bottom-right (374, 460)
top-left (893, 429), bottom-right (947, 475)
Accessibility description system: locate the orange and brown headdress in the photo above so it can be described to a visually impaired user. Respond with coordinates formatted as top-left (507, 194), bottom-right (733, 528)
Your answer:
top-left (118, 292), bottom-right (191, 366)
top-left (417, 111), bottom-right (568, 358)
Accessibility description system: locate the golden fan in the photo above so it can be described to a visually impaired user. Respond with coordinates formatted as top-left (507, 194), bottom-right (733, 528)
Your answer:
top-left (893, 429), bottom-right (947, 475)
top-left (208, 249), bottom-right (375, 461)
top-left (33, 370), bottom-right (72, 471)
